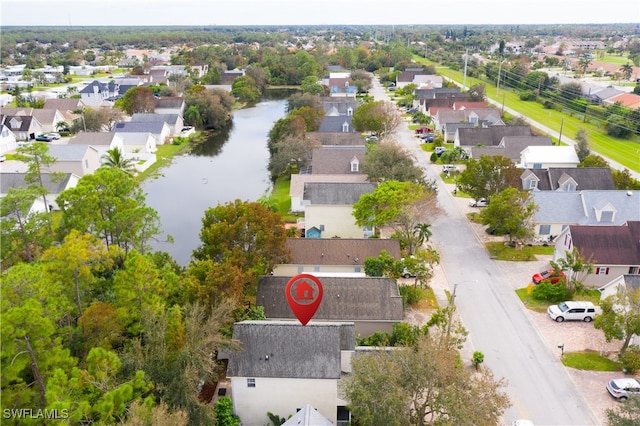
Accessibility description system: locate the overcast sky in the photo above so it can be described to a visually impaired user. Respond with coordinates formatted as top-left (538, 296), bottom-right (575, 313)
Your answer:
top-left (1, 0), bottom-right (638, 27)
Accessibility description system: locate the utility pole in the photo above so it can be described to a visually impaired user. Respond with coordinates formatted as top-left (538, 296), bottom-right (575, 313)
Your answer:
top-left (462, 48), bottom-right (469, 90)
top-left (558, 118), bottom-right (564, 145)
top-left (496, 58), bottom-right (504, 96)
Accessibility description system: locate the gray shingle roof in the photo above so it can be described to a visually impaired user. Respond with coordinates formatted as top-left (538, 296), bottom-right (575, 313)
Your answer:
top-left (533, 190), bottom-right (640, 225)
top-left (130, 113), bottom-right (181, 125)
top-left (284, 238), bottom-right (401, 265)
top-left (47, 144), bottom-right (96, 161)
top-left (304, 182), bottom-right (376, 205)
top-left (311, 146), bottom-right (365, 174)
top-left (257, 276), bottom-right (403, 322)
top-left (225, 321), bottom-right (354, 379)
top-left (42, 98), bottom-right (85, 111)
top-left (68, 132), bottom-right (120, 146)
top-left (457, 126), bottom-right (533, 146)
top-left (521, 167), bottom-right (615, 191)
top-left (318, 116), bottom-right (355, 133)
top-left (154, 97), bottom-right (185, 109)
top-left (79, 80), bottom-right (109, 94)
top-left (471, 136), bottom-right (552, 161)
top-left (113, 122), bottom-right (166, 133)
top-left (322, 100), bottom-right (359, 115)
top-left (415, 88), bottom-right (462, 100)
top-left (1, 172), bottom-right (74, 194)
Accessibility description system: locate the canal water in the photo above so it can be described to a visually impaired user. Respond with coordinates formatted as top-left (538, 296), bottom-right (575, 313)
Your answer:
top-left (143, 97), bottom-right (288, 265)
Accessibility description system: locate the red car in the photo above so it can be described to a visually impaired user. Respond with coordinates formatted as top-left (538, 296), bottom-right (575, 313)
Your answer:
top-left (532, 269), bottom-right (566, 284)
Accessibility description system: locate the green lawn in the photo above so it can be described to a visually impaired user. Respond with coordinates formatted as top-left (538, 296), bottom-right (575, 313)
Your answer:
top-left (424, 60), bottom-right (640, 173)
top-left (515, 286), bottom-right (602, 313)
top-left (562, 351), bottom-right (623, 371)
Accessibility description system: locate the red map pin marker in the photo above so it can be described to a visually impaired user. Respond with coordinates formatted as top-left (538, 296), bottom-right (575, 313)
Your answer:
top-left (285, 273), bottom-right (323, 326)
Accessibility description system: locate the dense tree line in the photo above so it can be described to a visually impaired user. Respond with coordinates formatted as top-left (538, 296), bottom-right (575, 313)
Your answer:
top-left (0, 143), bottom-right (291, 424)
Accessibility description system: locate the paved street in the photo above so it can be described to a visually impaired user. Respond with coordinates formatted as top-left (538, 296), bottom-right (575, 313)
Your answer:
top-left (369, 78), bottom-right (601, 425)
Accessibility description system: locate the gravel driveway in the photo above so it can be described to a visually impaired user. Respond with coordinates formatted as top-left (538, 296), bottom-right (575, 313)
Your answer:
top-left (404, 171), bottom-right (639, 425)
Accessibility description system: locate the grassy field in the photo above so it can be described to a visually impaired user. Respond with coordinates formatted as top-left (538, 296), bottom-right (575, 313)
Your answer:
top-left (423, 60), bottom-right (640, 173)
top-left (598, 53), bottom-right (634, 65)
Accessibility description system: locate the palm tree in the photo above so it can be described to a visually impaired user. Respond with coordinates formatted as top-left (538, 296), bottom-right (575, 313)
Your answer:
top-left (578, 55), bottom-right (592, 76)
top-left (101, 147), bottom-right (135, 174)
top-left (620, 63), bottom-right (634, 81)
top-left (413, 223), bottom-right (432, 248)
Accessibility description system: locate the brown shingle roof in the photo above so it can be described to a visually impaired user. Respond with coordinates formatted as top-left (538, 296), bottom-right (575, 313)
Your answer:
top-left (570, 221), bottom-right (640, 265)
top-left (284, 238), bottom-right (401, 265)
top-left (257, 276), bottom-right (403, 322)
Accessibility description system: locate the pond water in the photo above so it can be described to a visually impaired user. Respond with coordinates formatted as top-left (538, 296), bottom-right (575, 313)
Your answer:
top-left (143, 97), bottom-right (289, 265)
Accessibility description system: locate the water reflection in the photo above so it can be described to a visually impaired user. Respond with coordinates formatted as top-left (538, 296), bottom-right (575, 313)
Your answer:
top-left (143, 97), bottom-right (289, 265)
top-left (190, 120), bottom-right (234, 157)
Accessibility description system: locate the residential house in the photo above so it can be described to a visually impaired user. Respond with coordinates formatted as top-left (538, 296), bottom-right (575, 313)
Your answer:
top-left (553, 221), bottom-right (640, 287)
top-left (586, 87), bottom-right (623, 105)
top-left (31, 109), bottom-right (67, 134)
top-left (257, 275), bottom-right (403, 336)
top-left (303, 182), bottom-right (376, 238)
top-left (321, 99), bottom-right (359, 116)
top-left (79, 80), bottom-right (114, 107)
top-left (220, 69), bottom-right (245, 85)
top-left (42, 98), bottom-right (85, 126)
top-left (318, 116), bottom-right (356, 133)
top-left (469, 136), bottom-right (553, 162)
top-left (1, 114), bottom-right (42, 141)
top-left (118, 132), bottom-right (157, 154)
top-left (520, 167), bottom-right (615, 192)
top-left (0, 172), bottom-right (80, 213)
top-left (289, 174), bottom-right (368, 212)
top-left (46, 144), bottom-right (101, 176)
top-left (130, 113), bottom-right (184, 136)
top-left (68, 132), bottom-right (124, 151)
top-left (328, 72), bottom-right (357, 97)
top-left (154, 97), bottom-right (186, 116)
top-left (531, 190), bottom-right (640, 242)
top-left (113, 77), bottom-right (144, 97)
top-left (113, 121), bottom-right (171, 145)
top-left (454, 125), bottom-right (533, 149)
top-left (433, 108), bottom-right (502, 133)
top-left (0, 124), bottom-right (17, 154)
top-left (310, 146), bottom-right (366, 175)
top-left (603, 92), bottom-right (640, 109)
top-left (598, 274), bottom-right (640, 347)
top-left (68, 132), bottom-right (125, 160)
top-left (220, 321), bottom-right (354, 426)
top-left (272, 238), bottom-right (402, 275)
top-left (519, 146), bottom-right (579, 169)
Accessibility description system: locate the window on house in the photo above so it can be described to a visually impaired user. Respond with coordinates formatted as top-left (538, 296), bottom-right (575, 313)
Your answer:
top-left (354, 267), bottom-right (361, 273)
top-left (539, 225), bottom-right (551, 235)
top-left (342, 122), bottom-right (349, 132)
top-left (297, 265), bottom-right (304, 273)
top-left (596, 267), bottom-right (609, 275)
top-left (247, 378), bottom-right (256, 388)
top-left (562, 183), bottom-right (576, 191)
top-left (527, 179), bottom-right (537, 189)
top-left (629, 266), bottom-right (639, 274)
top-left (85, 159), bottom-right (89, 168)
top-left (533, 163), bottom-right (542, 169)
top-left (600, 210), bottom-right (614, 222)
top-left (351, 162), bottom-right (359, 172)
top-left (313, 266), bottom-right (320, 272)
top-left (347, 107), bottom-right (353, 116)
